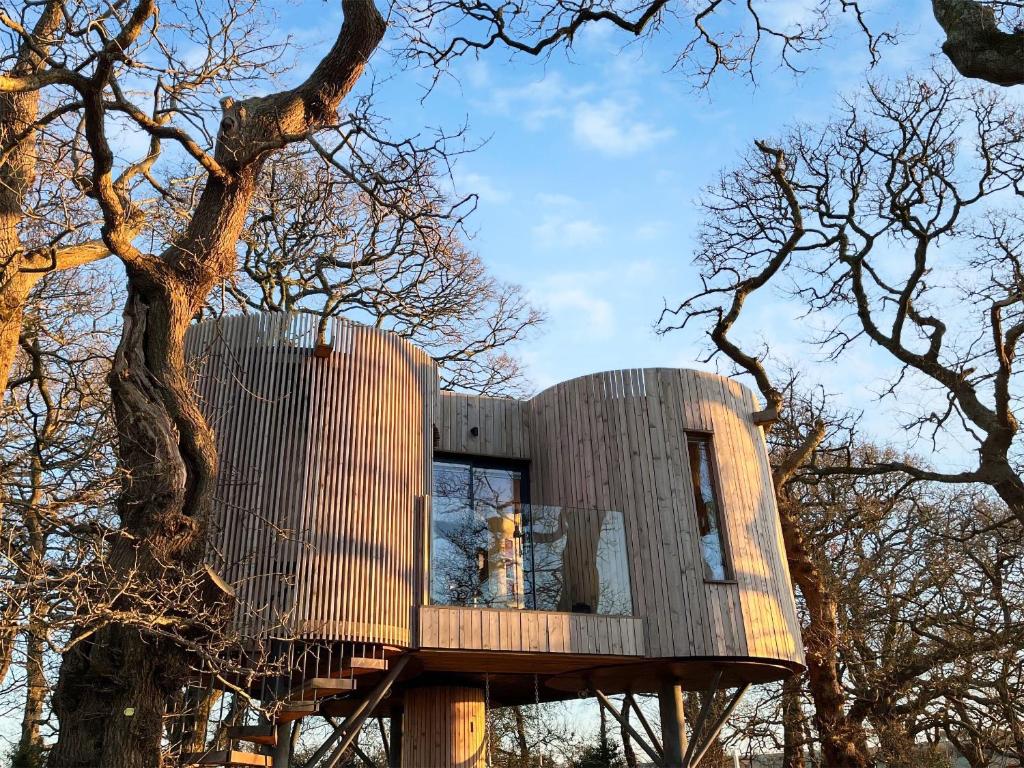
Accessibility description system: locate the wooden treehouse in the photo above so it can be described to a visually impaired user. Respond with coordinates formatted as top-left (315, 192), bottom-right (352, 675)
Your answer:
top-left (181, 313), bottom-right (805, 768)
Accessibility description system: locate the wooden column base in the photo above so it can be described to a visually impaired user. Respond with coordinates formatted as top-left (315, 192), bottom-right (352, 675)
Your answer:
top-left (401, 686), bottom-right (486, 768)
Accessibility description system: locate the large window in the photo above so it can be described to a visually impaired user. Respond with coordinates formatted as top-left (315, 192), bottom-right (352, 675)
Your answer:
top-left (430, 459), bottom-right (526, 608)
top-left (686, 434), bottom-right (732, 581)
top-left (430, 458), bottom-right (634, 615)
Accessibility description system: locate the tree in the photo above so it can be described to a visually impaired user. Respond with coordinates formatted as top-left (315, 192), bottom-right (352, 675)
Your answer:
top-left (217, 143), bottom-right (541, 394)
top-left (660, 69), bottom-right (1024, 765)
top-left (664, 69), bottom-right (1024, 527)
top-left (724, 438), bottom-right (1024, 768)
top-left (932, 1), bottom-right (1024, 86)
top-left (1, 266), bottom-right (120, 766)
top-left (0, 4), bottom-right (120, 393)
top-left (396, 1), bottom-right (1023, 87)
top-left (0, 0), bottom-right (390, 764)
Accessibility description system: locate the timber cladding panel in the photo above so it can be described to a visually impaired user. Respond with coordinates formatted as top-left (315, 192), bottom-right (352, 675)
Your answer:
top-left (185, 314), bottom-right (436, 647)
top-left (417, 606), bottom-right (645, 656)
top-left (526, 369), bottom-right (803, 666)
top-left (435, 392), bottom-right (530, 459)
top-left (401, 686), bottom-right (486, 768)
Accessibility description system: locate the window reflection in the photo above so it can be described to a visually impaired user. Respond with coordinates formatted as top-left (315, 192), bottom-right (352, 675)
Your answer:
top-left (528, 506), bottom-right (632, 615)
top-left (686, 434), bottom-right (731, 581)
top-left (430, 459), bottom-right (633, 615)
top-left (430, 461), bottom-right (524, 608)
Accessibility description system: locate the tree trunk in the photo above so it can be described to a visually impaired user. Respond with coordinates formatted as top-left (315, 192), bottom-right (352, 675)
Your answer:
top-left (781, 675), bottom-right (806, 768)
top-left (513, 707), bottom-right (529, 768)
top-left (49, 276), bottom-right (217, 768)
top-left (599, 703), bottom-right (610, 764)
top-left (776, 499), bottom-right (871, 768)
top-left (15, 616), bottom-right (47, 767)
top-left (168, 686), bottom-right (221, 755)
top-left (0, 273), bottom-right (31, 391)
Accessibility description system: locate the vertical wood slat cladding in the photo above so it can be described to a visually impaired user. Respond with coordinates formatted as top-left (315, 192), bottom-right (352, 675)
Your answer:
top-left (435, 392), bottom-right (530, 459)
top-left (402, 687), bottom-right (486, 768)
top-left (417, 606), bottom-right (645, 656)
top-left (525, 369), bottom-right (804, 667)
top-left (185, 314), bottom-right (436, 646)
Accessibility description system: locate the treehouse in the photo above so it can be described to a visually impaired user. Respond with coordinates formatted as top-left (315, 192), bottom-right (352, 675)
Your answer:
top-left (181, 312), bottom-right (804, 768)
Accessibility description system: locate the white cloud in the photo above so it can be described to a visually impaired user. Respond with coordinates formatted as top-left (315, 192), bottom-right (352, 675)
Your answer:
top-left (458, 171), bottom-right (511, 204)
top-left (572, 99), bottom-right (675, 156)
top-left (487, 73), bottom-right (594, 130)
top-left (532, 278), bottom-right (615, 339)
top-left (532, 215), bottom-right (605, 249)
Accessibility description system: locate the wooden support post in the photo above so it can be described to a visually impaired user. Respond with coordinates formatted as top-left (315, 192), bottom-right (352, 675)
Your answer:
top-left (658, 684), bottom-right (687, 768)
top-left (389, 706), bottom-right (403, 768)
top-left (270, 722), bottom-right (292, 767)
top-left (401, 687), bottom-right (485, 768)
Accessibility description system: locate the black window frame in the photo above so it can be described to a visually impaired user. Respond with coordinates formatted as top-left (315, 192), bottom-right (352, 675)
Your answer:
top-left (684, 432), bottom-right (735, 583)
top-left (430, 453), bottom-right (532, 607)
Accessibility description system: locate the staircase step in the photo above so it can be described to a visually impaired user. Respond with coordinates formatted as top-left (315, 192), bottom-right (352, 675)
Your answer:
top-left (344, 656), bottom-right (387, 673)
top-left (276, 701), bottom-right (318, 723)
top-left (290, 676), bottom-right (357, 701)
top-left (226, 725), bottom-right (277, 747)
top-left (182, 750), bottom-right (272, 767)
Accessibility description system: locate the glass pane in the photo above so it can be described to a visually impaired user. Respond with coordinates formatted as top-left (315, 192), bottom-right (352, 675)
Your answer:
top-left (430, 462), bottom-right (633, 615)
top-left (529, 505), bottom-right (632, 615)
top-left (431, 461), bottom-right (525, 608)
top-left (687, 435), bottom-right (729, 580)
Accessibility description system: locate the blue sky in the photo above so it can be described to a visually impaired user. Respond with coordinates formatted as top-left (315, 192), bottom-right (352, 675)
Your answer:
top-left (326, 1), bottom-right (953, 448)
top-left (117, 0), bottom-right (979, 458)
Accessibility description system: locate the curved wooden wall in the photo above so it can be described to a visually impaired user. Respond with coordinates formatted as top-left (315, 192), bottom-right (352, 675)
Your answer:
top-left (434, 370), bottom-right (804, 668)
top-left (185, 313), bottom-right (436, 646)
top-left (528, 369), bottom-right (802, 666)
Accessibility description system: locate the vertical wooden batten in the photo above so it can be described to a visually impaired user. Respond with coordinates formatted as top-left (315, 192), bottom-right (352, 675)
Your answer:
top-left (401, 687), bottom-right (486, 768)
top-left (185, 314), bottom-right (437, 647)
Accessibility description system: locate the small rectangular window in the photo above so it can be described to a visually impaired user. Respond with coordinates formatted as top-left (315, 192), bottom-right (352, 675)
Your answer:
top-left (686, 434), bottom-right (731, 581)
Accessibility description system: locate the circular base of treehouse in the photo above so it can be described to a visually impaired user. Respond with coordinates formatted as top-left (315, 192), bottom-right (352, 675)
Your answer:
top-left (545, 658), bottom-right (800, 696)
top-left (401, 686), bottom-right (486, 768)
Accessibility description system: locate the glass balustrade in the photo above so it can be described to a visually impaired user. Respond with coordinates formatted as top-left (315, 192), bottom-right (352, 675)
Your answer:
top-left (429, 496), bottom-right (633, 616)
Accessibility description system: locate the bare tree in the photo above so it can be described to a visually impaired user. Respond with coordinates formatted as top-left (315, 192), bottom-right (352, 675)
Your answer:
top-left (0, 0), bottom-right (391, 763)
top-left (659, 69), bottom-right (1024, 765)
top-left (216, 138), bottom-right (542, 395)
top-left (0, 3), bottom-right (119, 393)
top-left (664, 69), bottom-right (1024, 526)
top-left (1, 266), bottom-right (121, 766)
top-left (396, 0), bottom-right (889, 86)
top-left (396, 0), bottom-right (1022, 87)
